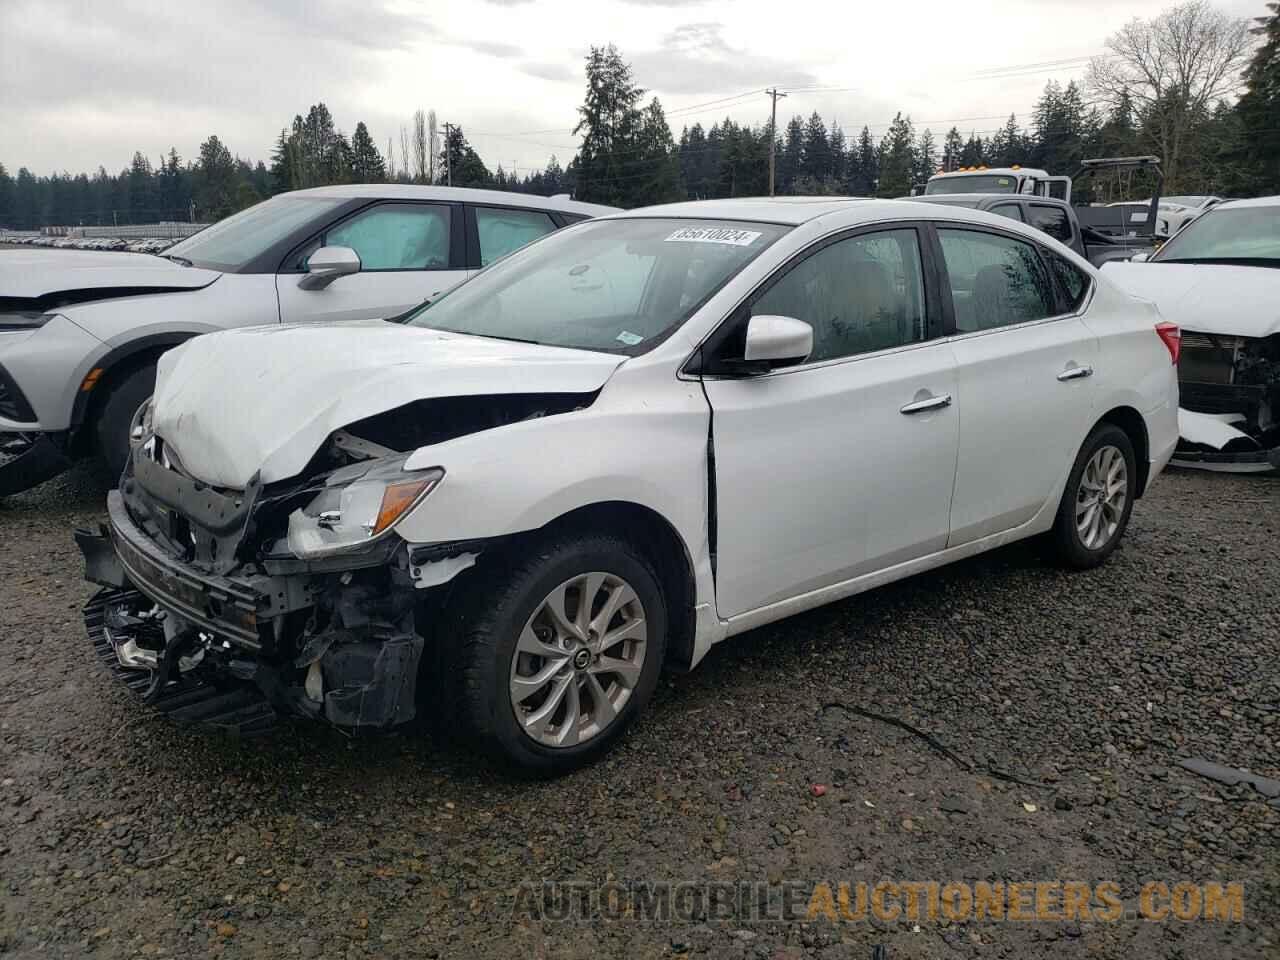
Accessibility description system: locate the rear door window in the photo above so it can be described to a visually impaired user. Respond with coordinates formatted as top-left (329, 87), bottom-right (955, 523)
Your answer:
top-left (475, 206), bottom-right (558, 266)
top-left (1027, 204), bottom-right (1073, 245)
top-left (991, 203), bottom-right (1024, 223)
top-left (937, 228), bottom-right (1057, 332)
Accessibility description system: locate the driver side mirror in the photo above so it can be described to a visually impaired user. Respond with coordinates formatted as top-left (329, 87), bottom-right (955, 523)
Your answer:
top-left (743, 314), bottom-right (813, 368)
top-left (298, 246), bottom-right (361, 290)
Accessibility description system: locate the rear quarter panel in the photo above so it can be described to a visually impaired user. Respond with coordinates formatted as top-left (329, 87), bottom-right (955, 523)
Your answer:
top-left (1080, 276), bottom-right (1180, 486)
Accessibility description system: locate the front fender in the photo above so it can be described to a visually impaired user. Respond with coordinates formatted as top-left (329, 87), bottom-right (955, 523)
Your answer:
top-left (396, 376), bottom-right (716, 616)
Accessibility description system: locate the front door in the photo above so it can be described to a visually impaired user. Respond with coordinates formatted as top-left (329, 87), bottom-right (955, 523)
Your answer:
top-left (276, 201), bottom-right (467, 323)
top-left (936, 225), bottom-right (1099, 545)
top-left (703, 226), bottom-right (960, 619)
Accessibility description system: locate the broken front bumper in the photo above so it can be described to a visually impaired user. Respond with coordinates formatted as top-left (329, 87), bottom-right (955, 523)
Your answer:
top-left (78, 490), bottom-right (426, 733)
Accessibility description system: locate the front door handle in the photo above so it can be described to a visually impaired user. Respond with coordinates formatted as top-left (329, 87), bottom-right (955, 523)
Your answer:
top-left (900, 393), bottom-right (953, 415)
top-left (1057, 365), bottom-right (1093, 382)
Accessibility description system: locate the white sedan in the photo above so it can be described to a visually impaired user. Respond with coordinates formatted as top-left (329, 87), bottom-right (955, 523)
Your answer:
top-left (81, 198), bottom-right (1180, 771)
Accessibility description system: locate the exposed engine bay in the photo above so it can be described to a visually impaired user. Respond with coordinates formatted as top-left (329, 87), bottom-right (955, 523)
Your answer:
top-left (1174, 331), bottom-right (1280, 472)
top-left (77, 390), bottom-right (596, 735)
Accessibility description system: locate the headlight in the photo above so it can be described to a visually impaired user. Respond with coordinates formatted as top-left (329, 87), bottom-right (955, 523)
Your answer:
top-left (287, 455), bottom-right (444, 559)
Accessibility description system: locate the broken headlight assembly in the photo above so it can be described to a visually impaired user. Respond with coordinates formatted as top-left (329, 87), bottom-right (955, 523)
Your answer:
top-left (287, 455), bottom-right (443, 559)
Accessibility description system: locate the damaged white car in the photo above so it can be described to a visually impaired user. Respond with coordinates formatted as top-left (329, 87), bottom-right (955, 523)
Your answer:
top-left (1103, 196), bottom-right (1280, 472)
top-left (79, 199), bottom-right (1179, 771)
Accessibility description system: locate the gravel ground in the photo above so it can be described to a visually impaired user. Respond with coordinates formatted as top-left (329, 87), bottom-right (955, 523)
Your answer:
top-left (1, 464), bottom-right (1277, 960)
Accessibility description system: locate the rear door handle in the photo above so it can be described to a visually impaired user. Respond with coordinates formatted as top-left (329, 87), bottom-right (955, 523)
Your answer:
top-left (900, 394), bottom-right (953, 415)
top-left (1057, 365), bottom-right (1093, 382)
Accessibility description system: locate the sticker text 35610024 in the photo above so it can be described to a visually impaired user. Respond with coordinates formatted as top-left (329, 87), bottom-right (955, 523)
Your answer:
top-left (664, 227), bottom-right (762, 246)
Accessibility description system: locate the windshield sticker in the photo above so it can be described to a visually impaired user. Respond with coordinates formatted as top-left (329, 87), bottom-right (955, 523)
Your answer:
top-left (664, 227), bottom-right (762, 246)
top-left (615, 331), bottom-right (644, 346)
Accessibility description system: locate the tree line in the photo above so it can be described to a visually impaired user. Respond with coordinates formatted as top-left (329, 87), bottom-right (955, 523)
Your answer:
top-left (1, 0), bottom-right (1275, 230)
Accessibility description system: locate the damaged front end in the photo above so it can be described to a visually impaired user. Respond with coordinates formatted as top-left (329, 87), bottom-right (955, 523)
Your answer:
top-left (76, 391), bottom-right (585, 735)
top-left (1174, 331), bottom-right (1280, 473)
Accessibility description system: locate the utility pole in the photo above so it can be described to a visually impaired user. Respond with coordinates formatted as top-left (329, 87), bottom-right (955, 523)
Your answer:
top-left (766, 88), bottom-right (787, 197)
top-left (443, 122), bottom-right (454, 186)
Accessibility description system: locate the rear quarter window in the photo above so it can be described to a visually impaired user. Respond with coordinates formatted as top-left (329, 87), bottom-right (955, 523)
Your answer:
top-left (1046, 253), bottom-right (1090, 312)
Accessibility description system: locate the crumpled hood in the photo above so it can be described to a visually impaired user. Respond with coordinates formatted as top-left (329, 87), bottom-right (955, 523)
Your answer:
top-left (152, 321), bottom-right (626, 488)
top-left (1101, 262), bottom-right (1280, 338)
top-left (0, 249), bottom-right (220, 299)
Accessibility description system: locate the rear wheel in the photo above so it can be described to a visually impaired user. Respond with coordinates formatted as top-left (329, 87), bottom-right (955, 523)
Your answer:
top-left (1049, 423), bottom-right (1136, 569)
top-left (95, 365), bottom-right (156, 483)
top-left (450, 533), bottom-right (666, 774)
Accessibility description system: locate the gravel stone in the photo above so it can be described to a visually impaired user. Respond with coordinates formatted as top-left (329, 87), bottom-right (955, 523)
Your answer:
top-left (0, 464), bottom-right (1277, 958)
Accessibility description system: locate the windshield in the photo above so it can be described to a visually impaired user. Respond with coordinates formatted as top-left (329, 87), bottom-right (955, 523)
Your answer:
top-left (1153, 207), bottom-right (1280, 265)
top-left (925, 174), bottom-right (1020, 196)
top-left (165, 196), bottom-right (344, 271)
top-left (405, 218), bottom-right (788, 353)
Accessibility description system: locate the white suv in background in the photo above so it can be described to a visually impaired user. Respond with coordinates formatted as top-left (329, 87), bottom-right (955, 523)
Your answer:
top-left (0, 186), bottom-right (616, 494)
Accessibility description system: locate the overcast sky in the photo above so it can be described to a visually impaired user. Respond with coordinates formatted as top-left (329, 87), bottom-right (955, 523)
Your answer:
top-left (0, 0), bottom-right (1263, 179)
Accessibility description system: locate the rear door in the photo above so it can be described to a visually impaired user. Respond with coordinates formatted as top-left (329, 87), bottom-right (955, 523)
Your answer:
top-left (937, 224), bottom-right (1099, 545)
top-left (276, 201), bottom-right (466, 322)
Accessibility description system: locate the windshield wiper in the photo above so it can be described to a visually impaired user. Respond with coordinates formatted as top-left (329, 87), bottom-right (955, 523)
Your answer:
top-left (161, 254), bottom-right (193, 266)
top-left (1157, 257), bottom-right (1280, 268)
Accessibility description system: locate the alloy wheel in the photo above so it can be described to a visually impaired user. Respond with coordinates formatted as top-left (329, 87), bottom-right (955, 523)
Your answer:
top-left (508, 572), bottom-right (648, 748)
top-left (1076, 444), bottom-right (1127, 550)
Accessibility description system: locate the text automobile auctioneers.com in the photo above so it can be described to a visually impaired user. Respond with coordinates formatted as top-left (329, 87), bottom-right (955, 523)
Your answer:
top-left (511, 879), bottom-right (1247, 924)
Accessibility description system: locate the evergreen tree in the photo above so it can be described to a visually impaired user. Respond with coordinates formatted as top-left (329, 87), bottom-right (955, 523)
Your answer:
top-left (942, 127), bottom-right (964, 171)
top-left (1238, 2), bottom-right (1280, 192)
top-left (829, 124), bottom-right (847, 186)
top-left (779, 116), bottom-right (804, 194)
top-left (350, 122), bottom-right (385, 183)
top-left (800, 111), bottom-right (831, 184)
top-left (848, 125), bottom-right (877, 194)
top-left (572, 44), bottom-right (645, 206)
top-left (876, 114), bottom-right (916, 196)
top-left (0, 163), bottom-right (12, 228)
top-left (194, 136), bottom-right (237, 219)
top-left (439, 125), bottom-right (490, 188)
top-left (915, 129), bottom-right (937, 188)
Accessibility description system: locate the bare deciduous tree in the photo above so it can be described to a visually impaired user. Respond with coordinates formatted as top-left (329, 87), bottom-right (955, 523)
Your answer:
top-left (428, 109), bottom-right (438, 184)
top-left (1087, 0), bottom-right (1252, 187)
top-left (399, 125), bottom-right (411, 184)
top-left (412, 109), bottom-right (428, 183)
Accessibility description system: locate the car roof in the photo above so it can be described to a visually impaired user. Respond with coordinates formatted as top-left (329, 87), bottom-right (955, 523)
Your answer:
top-left (1213, 195), bottom-right (1280, 210)
top-left (909, 193), bottom-right (1054, 206)
top-left (601, 195), bottom-right (1072, 229)
top-left (598, 196), bottom-right (883, 226)
top-left (929, 167), bottom-right (1050, 179)
top-left (284, 184), bottom-right (619, 217)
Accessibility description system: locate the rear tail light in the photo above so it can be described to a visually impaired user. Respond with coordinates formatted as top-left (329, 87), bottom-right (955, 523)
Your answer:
top-left (1155, 322), bottom-right (1181, 365)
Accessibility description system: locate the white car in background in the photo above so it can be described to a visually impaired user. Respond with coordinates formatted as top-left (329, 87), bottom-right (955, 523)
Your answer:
top-left (0, 185), bottom-right (616, 494)
top-left (80, 197), bottom-right (1179, 770)
top-left (1104, 196), bottom-right (1280, 472)
top-left (1159, 195), bottom-right (1222, 236)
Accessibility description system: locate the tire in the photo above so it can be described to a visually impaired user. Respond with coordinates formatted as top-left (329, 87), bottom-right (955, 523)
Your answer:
top-left (449, 532), bottom-right (667, 775)
top-left (1049, 423), bottom-right (1137, 569)
top-left (95, 365), bottom-right (156, 483)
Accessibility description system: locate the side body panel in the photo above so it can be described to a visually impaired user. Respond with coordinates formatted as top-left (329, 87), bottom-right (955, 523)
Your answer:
top-left (947, 317), bottom-right (1099, 545)
top-left (2, 275), bottom-right (280, 432)
top-left (275, 268), bottom-right (471, 324)
top-left (702, 344), bottom-right (960, 618)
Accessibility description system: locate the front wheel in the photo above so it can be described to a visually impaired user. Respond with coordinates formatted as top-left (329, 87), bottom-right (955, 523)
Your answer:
top-left (95, 365), bottom-right (157, 483)
top-left (1049, 423), bottom-right (1137, 569)
top-left (451, 533), bottom-right (667, 774)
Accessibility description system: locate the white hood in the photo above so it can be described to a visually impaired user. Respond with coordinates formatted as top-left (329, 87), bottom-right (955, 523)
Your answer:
top-left (152, 321), bottom-right (626, 488)
top-left (0, 249), bottom-right (219, 299)
top-left (1101, 262), bottom-right (1280, 338)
